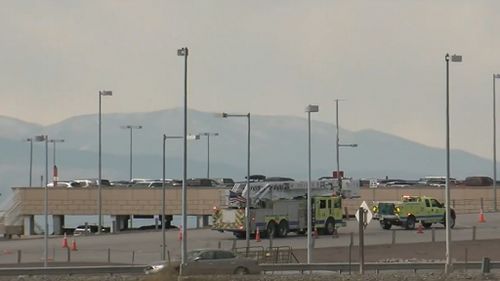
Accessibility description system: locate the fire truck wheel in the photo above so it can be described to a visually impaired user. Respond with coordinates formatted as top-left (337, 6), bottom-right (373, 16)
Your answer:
top-left (380, 220), bottom-right (392, 230)
top-left (405, 216), bottom-right (416, 230)
top-left (324, 218), bottom-right (335, 235)
top-left (443, 212), bottom-right (456, 229)
top-left (267, 221), bottom-right (277, 238)
top-left (278, 220), bottom-right (289, 237)
top-left (422, 222), bottom-right (432, 229)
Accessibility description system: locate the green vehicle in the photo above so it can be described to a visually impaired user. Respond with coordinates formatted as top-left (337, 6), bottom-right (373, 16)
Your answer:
top-left (372, 195), bottom-right (456, 230)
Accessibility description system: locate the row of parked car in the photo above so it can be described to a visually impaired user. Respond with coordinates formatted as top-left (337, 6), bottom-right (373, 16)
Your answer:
top-left (370, 176), bottom-right (496, 188)
top-left (46, 178), bottom-right (236, 188)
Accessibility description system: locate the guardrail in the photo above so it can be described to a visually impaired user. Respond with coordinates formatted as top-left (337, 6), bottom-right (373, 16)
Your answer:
top-left (0, 260), bottom-right (498, 276)
top-left (0, 265), bottom-right (145, 276)
top-left (260, 260), bottom-right (500, 273)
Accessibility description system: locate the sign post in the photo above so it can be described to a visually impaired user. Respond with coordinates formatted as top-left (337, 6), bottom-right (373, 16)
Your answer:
top-left (355, 201), bottom-right (373, 275)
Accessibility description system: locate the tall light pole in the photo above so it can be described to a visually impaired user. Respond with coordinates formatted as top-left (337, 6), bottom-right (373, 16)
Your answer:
top-left (220, 112), bottom-right (251, 249)
top-left (26, 138), bottom-right (33, 187)
top-left (34, 135), bottom-right (48, 267)
top-left (121, 125), bottom-right (143, 181)
top-left (200, 132), bottom-right (219, 178)
top-left (445, 53), bottom-right (462, 274)
top-left (494, 74), bottom-right (500, 212)
top-left (98, 90), bottom-right (112, 234)
top-left (334, 99), bottom-right (358, 193)
top-left (305, 104), bottom-right (319, 264)
top-left (49, 139), bottom-right (64, 185)
top-left (177, 47), bottom-right (189, 269)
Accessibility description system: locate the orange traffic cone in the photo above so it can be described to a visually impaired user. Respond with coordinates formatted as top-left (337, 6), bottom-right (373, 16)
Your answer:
top-left (255, 227), bottom-right (261, 242)
top-left (71, 239), bottom-right (78, 251)
top-left (416, 223), bottom-right (424, 234)
top-left (178, 225), bottom-right (183, 241)
top-left (479, 209), bottom-right (486, 223)
top-left (62, 233), bottom-right (68, 248)
top-left (2, 249), bottom-right (13, 255)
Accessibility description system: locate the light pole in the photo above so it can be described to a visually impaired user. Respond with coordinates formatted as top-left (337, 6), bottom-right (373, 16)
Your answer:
top-left (334, 99), bottom-right (358, 192)
top-left (445, 53), bottom-right (462, 273)
top-left (220, 112), bottom-right (251, 249)
top-left (98, 90), bottom-right (112, 234)
top-left (160, 133), bottom-right (200, 260)
top-left (305, 104), bottom-right (319, 264)
top-left (162, 134), bottom-right (182, 260)
top-left (121, 125), bottom-right (143, 181)
top-left (494, 74), bottom-right (500, 212)
top-left (200, 132), bottom-right (219, 178)
top-left (34, 135), bottom-right (48, 267)
top-left (26, 138), bottom-right (33, 187)
top-left (49, 139), bottom-right (64, 185)
top-left (177, 47), bottom-right (189, 269)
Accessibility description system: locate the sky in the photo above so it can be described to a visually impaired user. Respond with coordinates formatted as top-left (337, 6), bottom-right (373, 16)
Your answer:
top-left (1, 1), bottom-right (500, 159)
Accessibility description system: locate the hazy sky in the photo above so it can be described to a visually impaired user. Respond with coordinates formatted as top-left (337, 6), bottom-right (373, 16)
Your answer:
top-left (1, 1), bottom-right (500, 159)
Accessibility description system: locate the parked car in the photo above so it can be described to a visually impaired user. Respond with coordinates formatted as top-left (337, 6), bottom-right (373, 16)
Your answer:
top-left (186, 178), bottom-right (222, 187)
top-left (464, 176), bottom-right (493, 186)
top-left (73, 224), bottom-right (110, 235)
top-left (47, 181), bottom-right (81, 188)
top-left (144, 249), bottom-right (261, 275)
top-left (73, 179), bottom-right (111, 187)
top-left (214, 178), bottom-right (235, 187)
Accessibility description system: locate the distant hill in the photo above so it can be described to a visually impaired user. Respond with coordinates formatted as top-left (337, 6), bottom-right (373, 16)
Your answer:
top-left (0, 108), bottom-right (495, 201)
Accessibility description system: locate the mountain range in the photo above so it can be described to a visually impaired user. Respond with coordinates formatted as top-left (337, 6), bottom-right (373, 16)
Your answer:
top-left (0, 108), bottom-right (495, 202)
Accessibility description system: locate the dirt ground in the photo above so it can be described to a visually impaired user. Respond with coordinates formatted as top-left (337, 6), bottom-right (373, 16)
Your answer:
top-left (292, 239), bottom-right (500, 263)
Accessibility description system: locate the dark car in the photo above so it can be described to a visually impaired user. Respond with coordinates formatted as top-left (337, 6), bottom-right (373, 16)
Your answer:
top-left (187, 178), bottom-right (221, 187)
top-left (214, 178), bottom-right (235, 187)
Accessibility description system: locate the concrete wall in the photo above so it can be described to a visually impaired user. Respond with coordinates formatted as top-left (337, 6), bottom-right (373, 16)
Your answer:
top-left (11, 185), bottom-right (498, 217)
top-left (13, 187), bottom-right (227, 216)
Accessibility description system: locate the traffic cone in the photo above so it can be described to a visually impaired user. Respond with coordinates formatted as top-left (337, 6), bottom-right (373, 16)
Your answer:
top-left (62, 233), bottom-right (68, 248)
top-left (416, 223), bottom-right (424, 234)
top-left (479, 209), bottom-right (486, 223)
top-left (2, 249), bottom-right (13, 255)
top-left (178, 225), bottom-right (183, 241)
top-left (255, 227), bottom-right (261, 242)
top-left (71, 239), bottom-right (78, 251)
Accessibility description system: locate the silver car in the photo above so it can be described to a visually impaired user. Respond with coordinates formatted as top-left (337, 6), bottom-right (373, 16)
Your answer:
top-left (144, 249), bottom-right (260, 276)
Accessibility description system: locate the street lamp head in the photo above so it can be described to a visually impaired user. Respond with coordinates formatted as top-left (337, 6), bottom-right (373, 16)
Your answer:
top-left (188, 134), bottom-right (201, 140)
top-left (305, 104), bottom-right (319, 113)
top-left (177, 47), bottom-right (188, 56)
top-left (121, 125), bottom-right (143, 130)
top-left (99, 90), bottom-right (112, 96)
top-left (451, 54), bottom-right (462, 62)
top-left (216, 112), bottom-right (229, 118)
top-left (34, 135), bottom-right (47, 142)
top-left (49, 139), bottom-right (65, 143)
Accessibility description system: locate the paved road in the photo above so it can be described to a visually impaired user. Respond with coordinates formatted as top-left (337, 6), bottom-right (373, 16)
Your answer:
top-left (0, 212), bottom-right (498, 265)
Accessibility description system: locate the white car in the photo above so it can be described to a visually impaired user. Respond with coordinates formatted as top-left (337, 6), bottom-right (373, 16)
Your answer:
top-left (46, 181), bottom-right (81, 188)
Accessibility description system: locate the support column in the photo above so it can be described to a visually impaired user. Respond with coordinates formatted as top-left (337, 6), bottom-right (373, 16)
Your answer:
top-left (111, 215), bottom-right (129, 232)
top-left (52, 215), bottom-right (65, 235)
top-left (196, 215), bottom-right (210, 228)
top-left (23, 215), bottom-right (35, 236)
top-left (164, 215), bottom-right (173, 229)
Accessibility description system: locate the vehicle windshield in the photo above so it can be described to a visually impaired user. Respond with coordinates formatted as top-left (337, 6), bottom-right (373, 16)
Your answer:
top-left (187, 250), bottom-right (203, 261)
